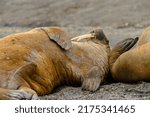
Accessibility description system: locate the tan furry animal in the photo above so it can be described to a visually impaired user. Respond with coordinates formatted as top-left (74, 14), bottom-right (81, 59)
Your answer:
top-left (0, 27), bottom-right (110, 100)
top-left (109, 26), bottom-right (150, 83)
top-left (137, 26), bottom-right (150, 46)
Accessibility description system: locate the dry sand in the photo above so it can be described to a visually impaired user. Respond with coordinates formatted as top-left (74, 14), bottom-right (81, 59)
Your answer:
top-left (0, 0), bottom-right (150, 99)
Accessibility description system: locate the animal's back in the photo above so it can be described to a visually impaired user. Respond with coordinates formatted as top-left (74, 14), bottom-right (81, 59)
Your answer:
top-left (0, 36), bottom-right (31, 88)
top-left (112, 42), bottom-right (150, 82)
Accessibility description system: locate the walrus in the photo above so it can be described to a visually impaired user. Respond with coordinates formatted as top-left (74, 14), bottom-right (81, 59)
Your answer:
top-left (137, 26), bottom-right (150, 46)
top-left (109, 26), bottom-right (150, 83)
top-left (0, 27), bottom-right (110, 100)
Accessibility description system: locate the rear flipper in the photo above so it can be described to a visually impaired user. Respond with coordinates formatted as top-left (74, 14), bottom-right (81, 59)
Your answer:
top-left (81, 66), bottom-right (101, 92)
top-left (116, 37), bottom-right (139, 51)
top-left (109, 37), bottom-right (139, 69)
top-left (0, 87), bottom-right (39, 100)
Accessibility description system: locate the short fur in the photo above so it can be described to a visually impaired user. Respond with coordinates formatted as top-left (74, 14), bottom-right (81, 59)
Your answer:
top-left (109, 26), bottom-right (150, 83)
top-left (0, 27), bottom-right (110, 99)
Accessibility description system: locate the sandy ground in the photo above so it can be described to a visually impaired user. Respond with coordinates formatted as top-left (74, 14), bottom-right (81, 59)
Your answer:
top-left (0, 0), bottom-right (150, 99)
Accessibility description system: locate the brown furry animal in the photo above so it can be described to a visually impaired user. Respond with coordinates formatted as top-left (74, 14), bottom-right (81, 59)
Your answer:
top-left (109, 26), bottom-right (150, 83)
top-left (137, 26), bottom-right (150, 46)
top-left (0, 27), bottom-right (110, 100)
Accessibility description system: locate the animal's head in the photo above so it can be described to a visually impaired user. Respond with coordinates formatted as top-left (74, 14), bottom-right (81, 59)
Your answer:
top-left (71, 29), bottom-right (109, 45)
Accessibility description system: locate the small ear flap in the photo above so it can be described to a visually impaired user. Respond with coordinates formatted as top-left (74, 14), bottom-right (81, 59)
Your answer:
top-left (41, 27), bottom-right (72, 50)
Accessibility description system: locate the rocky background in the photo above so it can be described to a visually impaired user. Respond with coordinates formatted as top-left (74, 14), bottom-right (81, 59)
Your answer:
top-left (0, 0), bottom-right (150, 99)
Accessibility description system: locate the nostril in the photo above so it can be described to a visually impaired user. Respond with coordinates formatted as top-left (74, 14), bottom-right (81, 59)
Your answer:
top-left (89, 29), bottom-right (109, 44)
top-left (90, 29), bottom-right (101, 35)
top-left (106, 40), bottom-right (109, 44)
top-left (90, 30), bottom-right (95, 34)
top-left (90, 29), bottom-right (103, 38)
top-left (106, 39), bottom-right (109, 43)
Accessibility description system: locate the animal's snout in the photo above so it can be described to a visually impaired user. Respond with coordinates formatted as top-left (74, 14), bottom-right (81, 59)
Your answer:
top-left (90, 29), bottom-right (105, 39)
top-left (90, 29), bottom-right (109, 44)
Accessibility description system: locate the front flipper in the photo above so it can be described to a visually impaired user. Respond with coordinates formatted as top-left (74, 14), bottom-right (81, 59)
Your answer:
top-left (0, 88), bottom-right (39, 100)
top-left (82, 66), bottom-right (101, 92)
top-left (109, 37), bottom-right (139, 69)
top-left (40, 27), bottom-right (72, 50)
top-left (3, 62), bottom-right (39, 100)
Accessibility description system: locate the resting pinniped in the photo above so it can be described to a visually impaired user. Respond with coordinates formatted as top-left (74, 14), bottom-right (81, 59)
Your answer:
top-left (109, 26), bottom-right (150, 83)
top-left (0, 27), bottom-right (110, 100)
